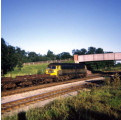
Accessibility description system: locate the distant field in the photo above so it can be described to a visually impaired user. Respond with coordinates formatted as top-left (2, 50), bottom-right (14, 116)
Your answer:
top-left (5, 60), bottom-right (74, 78)
top-left (107, 66), bottom-right (121, 71)
top-left (100, 66), bottom-right (121, 72)
top-left (5, 63), bottom-right (49, 78)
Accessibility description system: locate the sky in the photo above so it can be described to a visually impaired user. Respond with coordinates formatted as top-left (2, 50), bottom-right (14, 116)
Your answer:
top-left (1, 0), bottom-right (121, 55)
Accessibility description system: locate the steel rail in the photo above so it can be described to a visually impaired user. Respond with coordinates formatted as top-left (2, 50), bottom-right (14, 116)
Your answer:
top-left (1, 84), bottom-right (89, 114)
top-left (2, 74), bottom-right (101, 97)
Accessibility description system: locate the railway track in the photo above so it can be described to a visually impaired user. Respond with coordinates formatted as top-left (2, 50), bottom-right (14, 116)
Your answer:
top-left (2, 74), bottom-right (101, 97)
top-left (1, 83), bottom-right (90, 115)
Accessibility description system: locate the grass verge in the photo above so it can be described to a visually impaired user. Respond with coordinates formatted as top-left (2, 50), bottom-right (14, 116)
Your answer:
top-left (2, 76), bottom-right (121, 120)
top-left (4, 60), bottom-right (74, 78)
top-left (4, 63), bottom-right (49, 78)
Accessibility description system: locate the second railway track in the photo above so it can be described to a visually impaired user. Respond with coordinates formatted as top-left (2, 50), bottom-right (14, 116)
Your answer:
top-left (2, 74), bottom-right (101, 97)
top-left (1, 83), bottom-right (90, 115)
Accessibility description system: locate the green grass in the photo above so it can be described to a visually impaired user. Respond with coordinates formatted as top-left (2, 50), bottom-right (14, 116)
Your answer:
top-left (4, 60), bottom-right (74, 78)
top-left (2, 82), bottom-right (121, 120)
top-left (5, 63), bottom-right (49, 78)
top-left (99, 65), bottom-right (121, 72)
top-left (63, 60), bottom-right (74, 63)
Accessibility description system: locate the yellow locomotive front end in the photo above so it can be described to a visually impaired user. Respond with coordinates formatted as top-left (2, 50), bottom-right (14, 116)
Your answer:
top-left (46, 64), bottom-right (61, 76)
top-left (46, 63), bottom-right (87, 78)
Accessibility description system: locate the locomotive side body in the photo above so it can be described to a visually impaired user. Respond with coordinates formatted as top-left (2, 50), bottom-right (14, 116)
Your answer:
top-left (46, 63), bottom-right (87, 78)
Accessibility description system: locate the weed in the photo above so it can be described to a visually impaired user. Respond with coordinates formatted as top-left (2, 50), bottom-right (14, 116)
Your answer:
top-left (2, 75), bottom-right (121, 120)
top-left (105, 77), bottom-right (111, 86)
top-left (112, 73), bottom-right (120, 87)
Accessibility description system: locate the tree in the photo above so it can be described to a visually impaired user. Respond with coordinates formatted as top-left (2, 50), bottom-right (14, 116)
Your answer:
top-left (46, 50), bottom-right (55, 60)
top-left (7, 45), bottom-right (18, 70)
top-left (72, 48), bottom-right (87, 55)
top-left (80, 48), bottom-right (87, 55)
top-left (21, 50), bottom-right (28, 63)
top-left (95, 48), bottom-right (104, 54)
top-left (28, 52), bottom-right (40, 62)
top-left (72, 49), bottom-right (81, 55)
top-left (1, 38), bottom-right (18, 74)
top-left (57, 52), bottom-right (72, 60)
top-left (17, 61), bottom-right (23, 70)
top-left (87, 47), bottom-right (96, 54)
top-left (16, 47), bottom-right (24, 70)
top-left (1, 38), bottom-right (8, 74)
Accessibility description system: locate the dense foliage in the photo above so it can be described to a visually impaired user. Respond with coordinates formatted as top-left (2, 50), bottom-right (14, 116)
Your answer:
top-left (1, 38), bottom-right (18, 74)
top-left (1, 38), bottom-right (72, 75)
top-left (72, 47), bottom-right (115, 71)
top-left (1, 38), bottom-right (115, 75)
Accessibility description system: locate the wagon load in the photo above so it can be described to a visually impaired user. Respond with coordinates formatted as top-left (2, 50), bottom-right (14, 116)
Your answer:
top-left (1, 63), bottom-right (87, 91)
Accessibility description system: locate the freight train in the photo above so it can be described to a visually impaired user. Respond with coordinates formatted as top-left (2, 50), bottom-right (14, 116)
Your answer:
top-left (46, 63), bottom-right (87, 80)
top-left (2, 63), bottom-right (87, 91)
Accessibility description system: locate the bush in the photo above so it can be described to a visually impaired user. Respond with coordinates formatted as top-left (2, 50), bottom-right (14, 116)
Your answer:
top-left (37, 70), bottom-right (42, 74)
top-left (105, 77), bottom-right (111, 85)
top-left (112, 73), bottom-right (120, 87)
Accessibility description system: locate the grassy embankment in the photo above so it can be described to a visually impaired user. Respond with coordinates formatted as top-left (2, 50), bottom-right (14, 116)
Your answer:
top-left (5, 63), bottom-right (49, 78)
top-left (2, 73), bottom-right (121, 120)
top-left (5, 60), bottom-right (74, 78)
top-left (96, 63), bottom-right (121, 72)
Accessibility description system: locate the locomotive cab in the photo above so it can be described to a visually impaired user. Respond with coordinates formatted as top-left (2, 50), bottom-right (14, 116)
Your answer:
top-left (46, 64), bottom-right (61, 76)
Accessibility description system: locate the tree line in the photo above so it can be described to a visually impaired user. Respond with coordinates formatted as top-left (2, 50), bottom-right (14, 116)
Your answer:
top-left (73, 47), bottom-right (115, 71)
top-left (1, 38), bottom-right (114, 75)
top-left (1, 38), bottom-right (72, 74)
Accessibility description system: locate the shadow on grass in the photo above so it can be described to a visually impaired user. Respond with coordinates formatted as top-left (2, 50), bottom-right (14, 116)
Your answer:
top-left (16, 105), bottom-right (120, 120)
top-left (67, 105), bottom-right (119, 120)
top-left (18, 111), bottom-right (27, 120)
top-left (86, 80), bottom-right (104, 84)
